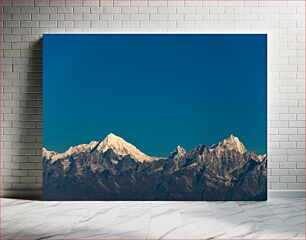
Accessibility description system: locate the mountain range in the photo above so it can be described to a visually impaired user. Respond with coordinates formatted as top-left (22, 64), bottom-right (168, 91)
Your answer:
top-left (43, 133), bottom-right (267, 200)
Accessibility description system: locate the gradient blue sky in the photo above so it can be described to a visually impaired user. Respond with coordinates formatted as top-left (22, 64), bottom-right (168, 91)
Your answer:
top-left (43, 34), bottom-right (267, 156)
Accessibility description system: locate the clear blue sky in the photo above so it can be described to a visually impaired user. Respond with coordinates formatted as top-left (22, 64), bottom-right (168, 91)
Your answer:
top-left (43, 34), bottom-right (267, 156)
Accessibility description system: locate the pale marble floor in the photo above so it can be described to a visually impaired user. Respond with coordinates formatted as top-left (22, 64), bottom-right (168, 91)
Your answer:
top-left (1, 198), bottom-right (305, 239)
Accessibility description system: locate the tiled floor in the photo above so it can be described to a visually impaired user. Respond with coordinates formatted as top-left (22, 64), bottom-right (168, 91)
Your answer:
top-left (1, 198), bottom-right (305, 239)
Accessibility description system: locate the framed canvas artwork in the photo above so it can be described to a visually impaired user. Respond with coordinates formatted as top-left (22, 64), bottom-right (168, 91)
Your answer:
top-left (43, 34), bottom-right (267, 200)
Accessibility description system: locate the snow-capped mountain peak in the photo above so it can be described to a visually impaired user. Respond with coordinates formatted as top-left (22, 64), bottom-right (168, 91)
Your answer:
top-left (217, 134), bottom-right (246, 154)
top-left (170, 145), bottom-right (187, 159)
top-left (97, 133), bottom-right (155, 162)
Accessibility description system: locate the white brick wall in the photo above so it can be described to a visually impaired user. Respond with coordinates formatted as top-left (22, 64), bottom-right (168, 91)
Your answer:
top-left (1, 0), bottom-right (305, 197)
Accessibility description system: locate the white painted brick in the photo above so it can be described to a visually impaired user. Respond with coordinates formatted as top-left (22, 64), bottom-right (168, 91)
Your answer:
top-left (4, 176), bottom-right (20, 183)
top-left (121, 7), bottom-right (138, 14)
top-left (21, 6), bottom-right (39, 13)
top-left (280, 162), bottom-right (296, 169)
top-left (297, 176), bottom-right (305, 183)
top-left (269, 176), bottom-right (280, 183)
top-left (280, 142), bottom-right (296, 149)
top-left (202, 14), bottom-right (218, 20)
top-left (279, 114), bottom-right (296, 121)
top-left (130, 14), bottom-right (149, 21)
top-left (269, 135), bottom-right (289, 142)
top-left (107, 21), bottom-right (120, 28)
top-left (39, 20), bottom-right (57, 28)
top-left (35, 0), bottom-right (49, 7)
top-left (90, 7), bottom-right (104, 14)
top-left (288, 183), bottom-right (305, 189)
top-left (177, 7), bottom-right (196, 14)
top-left (251, 20), bottom-right (279, 28)
top-left (12, 28), bottom-right (31, 35)
top-left (251, 7), bottom-right (279, 14)
top-left (83, 13), bottom-right (99, 20)
top-left (234, 7), bottom-right (251, 13)
top-left (279, 128), bottom-right (298, 135)
top-left (65, 14), bottom-right (83, 21)
top-left (185, 1), bottom-right (202, 7)
top-left (287, 27), bottom-right (304, 36)
top-left (65, 1), bottom-right (82, 7)
top-left (193, 7), bottom-right (209, 15)
top-left (139, 20), bottom-right (158, 28)
top-left (297, 162), bottom-right (305, 169)
top-left (58, 20), bottom-right (73, 28)
top-left (50, 14), bottom-right (65, 20)
top-left (74, 7), bottom-right (90, 14)
top-left (219, 13), bottom-right (244, 20)
top-left (131, 0), bottom-right (147, 7)
top-left (39, 7), bottom-right (57, 14)
top-left (271, 183), bottom-right (288, 189)
top-left (158, 21), bottom-right (176, 28)
top-left (185, 14), bottom-right (202, 21)
top-left (32, 13), bottom-right (49, 20)
top-left (287, 149), bottom-right (305, 155)
top-left (169, 14), bottom-right (184, 21)
top-left (114, 0), bottom-right (130, 6)
top-left (210, 21), bottom-right (234, 28)
top-left (280, 176), bottom-right (296, 183)
top-left (73, 20), bottom-right (90, 28)
top-left (83, 0), bottom-right (99, 7)
top-left (20, 20), bottom-right (39, 28)
top-left (148, 0), bottom-right (167, 7)
top-left (99, 14), bottom-right (113, 20)
top-left (99, 0), bottom-right (114, 7)
top-left (12, 43), bottom-right (29, 50)
top-left (49, 0), bottom-right (65, 6)
top-left (272, 169), bottom-right (289, 176)
top-left (280, 72), bottom-right (297, 79)
top-left (103, 7), bottom-right (121, 14)
top-left (114, 14), bottom-right (130, 21)
top-left (150, 14), bottom-right (168, 21)
top-left (289, 169), bottom-right (304, 176)
top-left (209, 7), bottom-right (225, 13)
top-left (12, 13), bottom-right (31, 20)
top-left (297, 128), bottom-right (305, 135)
top-left (20, 177), bottom-right (37, 183)
top-left (12, 170), bottom-right (28, 177)
top-left (3, 6), bottom-right (21, 14)
top-left (121, 20), bottom-right (139, 28)
top-left (90, 20), bottom-right (108, 28)
top-left (57, 7), bottom-right (73, 14)
top-left (12, 0), bottom-right (34, 7)
top-left (287, 13), bottom-right (304, 21)
top-left (4, 20), bottom-right (20, 28)
top-left (194, 21), bottom-right (209, 28)
top-left (158, 7), bottom-right (176, 14)
top-left (139, 7), bottom-right (157, 14)
top-left (289, 120), bottom-right (305, 128)
top-left (269, 162), bottom-right (280, 169)
top-left (297, 114), bottom-right (305, 121)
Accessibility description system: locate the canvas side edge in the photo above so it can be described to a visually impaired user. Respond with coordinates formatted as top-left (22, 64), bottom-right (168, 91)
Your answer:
top-left (1, 190), bottom-right (304, 200)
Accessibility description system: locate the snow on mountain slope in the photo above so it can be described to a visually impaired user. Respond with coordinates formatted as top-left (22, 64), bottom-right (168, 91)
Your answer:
top-left (170, 145), bottom-right (187, 159)
top-left (212, 134), bottom-right (247, 155)
top-left (43, 133), bottom-right (254, 164)
top-left (97, 133), bottom-right (157, 162)
top-left (43, 133), bottom-right (157, 163)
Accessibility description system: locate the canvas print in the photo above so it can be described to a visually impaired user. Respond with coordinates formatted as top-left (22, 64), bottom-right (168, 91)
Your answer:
top-left (43, 34), bottom-right (267, 200)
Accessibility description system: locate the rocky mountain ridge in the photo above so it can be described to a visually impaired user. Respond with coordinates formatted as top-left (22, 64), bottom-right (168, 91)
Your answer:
top-left (43, 133), bottom-right (267, 200)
